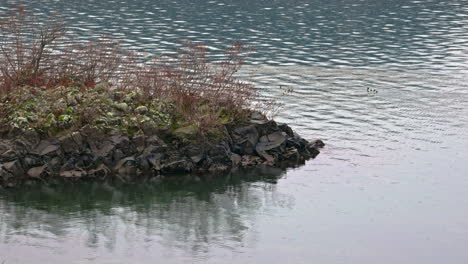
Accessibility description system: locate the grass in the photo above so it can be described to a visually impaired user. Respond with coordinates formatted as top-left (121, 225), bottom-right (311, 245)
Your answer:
top-left (0, 6), bottom-right (267, 139)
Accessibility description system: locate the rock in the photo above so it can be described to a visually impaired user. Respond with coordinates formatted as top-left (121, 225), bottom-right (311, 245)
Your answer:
top-left (60, 170), bottom-right (87, 178)
top-left (59, 132), bottom-right (83, 153)
top-left (23, 154), bottom-right (43, 168)
top-left (2, 160), bottom-right (24, 177)
top-left (309, 139), bottom-right (325, 148)
top-left (110, 135), bottom-right (135, 156)
top-left (88, 164), bottom-right (111, 178)
top-left (231, 153), bottom-right (241, 166)
top-left (251, 111), bottom-right (266, 121)
top-left (282, 147), bottom-right (300, 161)
top-left (251, 120), bottom-right (279, 136)
top-left (135, 105), bottom-right (148, 114)
top-left (0, 141), bottom-right (17, 161)
top-left (73, 153), bottom-right (97, 170)
top-left (132, 133), bottom-right (146, 153)
top-left (123, 92), bottom-right (137, 103)
top-left (145, 135), bottom-right (166, 147)
top-left (35, 140), bottom-right (60, 156)
top-left (58, 114), bottom-right (73, 128)
top-left (47, 157), bottom-right (62, 173)
top-left (27, 165), bottom-right (48, 178)
top-left (231, 125), bottom-right (259, 155)
top-left (186, 146), bottom-right (204, 163)
top-left (112, 149), bottom-right (125, 164)
top-left (113, 157), bottom-right (137, 176)
top-left (160, 152), bottom-right (193, 174)
top-left (145, 152), bottom-right (163, 170)
top-left (207, 144), bottom-right (232, 165)
top-left (114, 102), bottom-right (129, 112)
top-left (286, 133), bottom-right (309, 151)
top-left (174, 125), bottom-right (197, 137)
top-left (278, 123), bottom-right (294, 137)
top-left (255, 132), bottom-right (287, 162)
top-left (241, 155), bottom-right (263, 167)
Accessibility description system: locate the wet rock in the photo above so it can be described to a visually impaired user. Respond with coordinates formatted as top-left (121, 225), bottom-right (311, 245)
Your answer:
top-left (35, 140), bottom-right (60, 156)
top-left (114, 157), bottom-right (137, 176)
top-left (231, 125), bottom-right (259, 155)
top-left (27, 165), bottom-right (48, 178)
top-left (73, 153), bottom-right (97, 170)
top-left (174, 126), bottom-right (197, 138)
top-left (160, 152), bottom-right (193, 174)
top-left (186, 146), bottom-right (204, 164)
top-left (135, 105), bottom-right (148, 114)
top-left (145, 135), bottom-right (166, 148)
top-left (60, 169), bottom-right (87, 178)
top-left (241, 155), bottom-right (263, 167)
top-left (278, 123), bottom-right (294, 137)
top-left (132, 133), bottom-right (146, 153)
top-left (88, 164), bottom-right (111, 178)
top-left (0, 141), bottom-right (18, 162)
top-left (23, 154), bottom-right (43, 168)
top-left (0, 148), bottom-right (17, 162)
top-left (309, 139), bottom-right (325, 149)
top-left (110, 135), bottom-right (136, 156)
top-left (281, 147), bottom-right (300, 161)
top-left (286, 133), bottom-right (309, 151)
top-left (251, 120), bottom-right (279, 136)
top-left (231, 153), bottom-right (241, 166)
top-left (112, 149), bottom-right (125, 165)
top-left (255, 132), bottom-right (287, 162)
top-left (96, 140), bottom-right (116, 159)
top-left (145, 152), bottom-right (163, 170)
top-left (2, 160), bottom-right (24, 177)
top-left (114, 102), bottom-right (129, 112)
top-left (59, 132), bottom-right (83, 153)
top-left (47, 157), bottom-right (63, 173)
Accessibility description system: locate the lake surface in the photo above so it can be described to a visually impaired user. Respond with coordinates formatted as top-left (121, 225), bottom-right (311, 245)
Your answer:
top-left (1, 0), bottom-right (467, 263)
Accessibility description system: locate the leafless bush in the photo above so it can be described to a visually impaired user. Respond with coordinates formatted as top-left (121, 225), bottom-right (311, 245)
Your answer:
top-left (0, 5), bottom-right (64, 92)
top-left (0, 6), bottom-right (132, 92)
top-left (130, 42), bottom-right (257, 127)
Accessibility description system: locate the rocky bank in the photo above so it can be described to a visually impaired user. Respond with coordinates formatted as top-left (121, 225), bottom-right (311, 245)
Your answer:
top-left (0, 112), bottom-right (324, 188)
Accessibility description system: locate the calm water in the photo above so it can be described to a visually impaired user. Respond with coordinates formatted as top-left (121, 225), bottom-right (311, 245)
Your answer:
top-left (1, 0), bottom-right (468, 263)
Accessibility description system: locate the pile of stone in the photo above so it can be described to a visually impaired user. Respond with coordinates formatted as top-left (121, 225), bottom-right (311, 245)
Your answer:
top-left (0, 114), bottom-right (324, 188)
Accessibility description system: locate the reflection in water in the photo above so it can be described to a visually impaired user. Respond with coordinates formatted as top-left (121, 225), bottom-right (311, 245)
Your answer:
top-left (0, 168), bottom-right (290, 254)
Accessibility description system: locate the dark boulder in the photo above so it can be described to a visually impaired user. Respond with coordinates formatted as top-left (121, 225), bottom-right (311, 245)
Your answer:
top-left (231, 125), bottom-right (259, 155)
top-left (113, 156), bottom-right (138, 176)
top-left (255, 131), bottom-right (287, 162)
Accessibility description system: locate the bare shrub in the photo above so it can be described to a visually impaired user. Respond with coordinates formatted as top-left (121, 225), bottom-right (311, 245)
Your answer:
top-left (130, 42), bottom-right (257, 129)
top-left (0, 5), bottom-right (64, 92)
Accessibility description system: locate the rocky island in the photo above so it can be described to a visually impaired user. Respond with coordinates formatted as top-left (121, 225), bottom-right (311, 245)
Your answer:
top-left (0, 7), bottom-right (323, 188)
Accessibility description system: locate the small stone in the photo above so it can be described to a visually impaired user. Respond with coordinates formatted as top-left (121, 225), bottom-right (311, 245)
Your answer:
top-left (40, 144), bottom-right (60, 156)
top-left (27, 165), bottom-right (47, 178)
top-left (2, 160), bottom-right (23, 176)
top-left (60, 170), bottom-right (87, 178)
top-left (114, 102), bottom-right (129, 112)
top-left (174, 125), bottom-right (197, 137)
top-left (135, 105), bottom-right (148, 114)
top-left (231, 153), bottom-right (241, 166)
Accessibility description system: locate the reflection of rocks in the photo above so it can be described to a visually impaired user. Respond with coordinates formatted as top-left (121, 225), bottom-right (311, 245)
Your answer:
top-left (0, 113), bottom-right (324, 187)
top-left (0, 167), bottom-right (289, 254)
